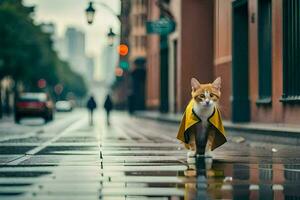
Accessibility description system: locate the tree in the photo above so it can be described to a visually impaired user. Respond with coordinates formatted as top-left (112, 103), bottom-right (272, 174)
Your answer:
top-left (0, 0), bottom-right (87, 112)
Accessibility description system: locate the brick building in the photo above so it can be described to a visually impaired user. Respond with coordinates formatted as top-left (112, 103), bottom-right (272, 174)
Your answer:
top-left (216, 0), bottom-right (300, 124)
top-left (145, 0), bottom-right (300, 125)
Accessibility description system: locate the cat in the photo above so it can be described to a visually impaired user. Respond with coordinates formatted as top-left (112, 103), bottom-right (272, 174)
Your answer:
top-left (187, 77), bottom-right (221, 158)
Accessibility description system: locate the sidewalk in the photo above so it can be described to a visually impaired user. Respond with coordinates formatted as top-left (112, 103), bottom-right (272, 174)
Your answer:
top-left (135, 111), bottom-right (300, 145)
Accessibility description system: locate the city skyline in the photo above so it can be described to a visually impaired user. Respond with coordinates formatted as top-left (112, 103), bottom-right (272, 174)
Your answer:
top-left (24, 0), bottom-right (121, 80)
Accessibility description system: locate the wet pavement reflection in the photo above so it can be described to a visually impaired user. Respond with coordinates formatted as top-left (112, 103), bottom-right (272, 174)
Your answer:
top-left (0, 112), bottom-right (300, 199)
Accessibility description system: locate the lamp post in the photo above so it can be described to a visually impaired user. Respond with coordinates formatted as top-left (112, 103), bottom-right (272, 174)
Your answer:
top-left (107, 27), bottom-right (116, 46)
top-left (85, 2), bottom-right (96, 25)
top-left (85, 1), bottom-right (120, 45)
top-left (85, 1), bottom-right (120, 25)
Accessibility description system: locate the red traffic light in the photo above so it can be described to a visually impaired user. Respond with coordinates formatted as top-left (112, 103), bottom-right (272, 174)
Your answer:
top-left (54, 84), bottom-right (63, 95)
top-left (38, 79), bottom-right (46, 88)
top-left (117, 44), bottom-right (129, 56)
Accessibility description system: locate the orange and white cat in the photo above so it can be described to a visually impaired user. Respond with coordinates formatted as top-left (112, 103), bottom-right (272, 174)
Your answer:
top-left (187, 77), bottom-right (221, 158)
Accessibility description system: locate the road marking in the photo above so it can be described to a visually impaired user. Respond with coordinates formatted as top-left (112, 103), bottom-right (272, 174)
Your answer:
top-left (0, 114), bottom-right (79, 143)
top-left (5, 117), bottom-right (87, 166)
top-left (0, 131), bottom-right (37, 142)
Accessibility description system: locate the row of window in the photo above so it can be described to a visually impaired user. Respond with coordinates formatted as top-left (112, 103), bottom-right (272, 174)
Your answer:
top-left (135, 0), bottom-right (147, 7)
top-left (131, 36), bottom-right (147, 49)
top-left (132, 0), bottom-right (148, 14)
top-left (131, 14), bottom-right (147, 27)
top-left (282, 0), bottom-right (300, 101)
top-left (257, 0), bottom-right (300, 104)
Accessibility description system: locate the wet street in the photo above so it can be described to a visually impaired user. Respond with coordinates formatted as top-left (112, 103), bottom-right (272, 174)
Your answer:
top-left (0, 110), bottom-right (300, 200)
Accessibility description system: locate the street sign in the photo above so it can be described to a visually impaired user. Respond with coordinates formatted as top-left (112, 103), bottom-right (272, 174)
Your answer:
top-left (146, 18), bottom-right (176, 35)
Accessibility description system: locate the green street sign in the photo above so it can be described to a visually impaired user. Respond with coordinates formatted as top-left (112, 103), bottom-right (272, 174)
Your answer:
top-left (146, 18), bottom-right (176, 35)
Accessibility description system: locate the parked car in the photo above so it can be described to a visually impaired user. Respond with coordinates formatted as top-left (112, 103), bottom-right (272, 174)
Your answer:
top-left (14, 93), bottom-right (54, 123)
top-left (55, 100), bottom-right (73, 112)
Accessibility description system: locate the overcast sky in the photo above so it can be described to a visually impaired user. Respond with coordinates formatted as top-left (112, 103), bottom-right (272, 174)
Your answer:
top-left (24, 0), bottom-right (121, 57)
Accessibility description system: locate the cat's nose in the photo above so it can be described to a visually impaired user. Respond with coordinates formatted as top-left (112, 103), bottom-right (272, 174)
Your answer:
top-left (205, 100), bottom-right (210, 105)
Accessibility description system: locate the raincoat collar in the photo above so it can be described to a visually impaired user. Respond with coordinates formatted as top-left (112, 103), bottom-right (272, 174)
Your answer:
top-left (176, 100), bottom-right (227, 151)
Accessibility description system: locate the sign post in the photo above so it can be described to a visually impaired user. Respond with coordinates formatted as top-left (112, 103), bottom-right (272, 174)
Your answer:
top-left (146, 18), bottom-right (176, 35)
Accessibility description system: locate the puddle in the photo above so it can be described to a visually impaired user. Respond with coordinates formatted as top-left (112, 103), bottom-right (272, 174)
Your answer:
top-left (38, 146), bottom-right (98, 155)
top-left (2, 113), bottom-right (300, 199)
top-left (0, 171), bottom-right (51, 178)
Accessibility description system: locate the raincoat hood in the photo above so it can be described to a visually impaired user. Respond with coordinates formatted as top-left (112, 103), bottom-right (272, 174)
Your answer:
top-left (177, 100), bottom-right (227, 151)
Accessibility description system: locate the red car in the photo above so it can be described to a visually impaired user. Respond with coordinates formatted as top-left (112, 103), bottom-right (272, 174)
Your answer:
top-left (14, 93), bottom-right (54, 123)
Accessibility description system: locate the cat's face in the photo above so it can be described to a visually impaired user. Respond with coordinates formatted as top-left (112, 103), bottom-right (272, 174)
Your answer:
top-left (191, 77), bottom-right (221, 108)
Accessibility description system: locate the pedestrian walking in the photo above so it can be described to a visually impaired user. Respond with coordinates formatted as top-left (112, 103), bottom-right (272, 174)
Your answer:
top-left (86, 96), bottom-right (97, 126)
top-left (103, 94), bottom-right (113, 126)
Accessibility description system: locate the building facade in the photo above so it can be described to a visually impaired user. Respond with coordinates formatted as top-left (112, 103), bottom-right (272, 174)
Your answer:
top-left (63, 27), bottom-right (95, 84)
top-left (144, 0), bottom-right (300, 125)
top-left (128, 0), bottom-right (148, 66)
top-left (122, 0), bottom-right (148, 111)
top-left (215, 0), bottom-right (300, 124)
top-left (146, 0), bottom-right (160, 109)
top-left (100, 41), bottom-right (119, 86)
top-left (145, 0), bottom-right (214, 113)
top-left (65, 27), bottom-right (86, 76)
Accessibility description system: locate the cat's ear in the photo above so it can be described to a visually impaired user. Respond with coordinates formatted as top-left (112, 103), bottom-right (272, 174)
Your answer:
top-left (191, 78), bottom-right (201, 92)
top-left (212, 77), bottom-right (221, 90)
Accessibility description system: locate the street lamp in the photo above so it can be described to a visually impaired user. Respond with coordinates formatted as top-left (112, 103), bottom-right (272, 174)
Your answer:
top-left (107, 28), bottom-right (116, 46)
top-left (85, 1), bottom-right (120, 25)
top-left (85, 2), bottom-right (96, 25)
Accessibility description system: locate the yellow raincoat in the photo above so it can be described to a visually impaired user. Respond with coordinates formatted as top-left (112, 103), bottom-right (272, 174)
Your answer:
top-left (177, 100), bottom-right (227, 151)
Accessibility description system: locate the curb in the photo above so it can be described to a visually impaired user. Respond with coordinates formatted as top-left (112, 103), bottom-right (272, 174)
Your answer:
top-left (135, 112), bottom-right (300, 145)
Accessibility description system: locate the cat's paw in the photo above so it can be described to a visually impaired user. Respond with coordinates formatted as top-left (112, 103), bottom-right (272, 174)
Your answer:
top-left (204, 150), bottom-right (213, 158)
top-left (205, 157), bottom-right (213, 170)
top-left (187, 157), bottom-right (196, 164)
top-left (187, 150), bottom-right (196, 158)
top-left (188, 164), bottom-right (196, 170)
top-left (187, 150), bottom-right (196, 163)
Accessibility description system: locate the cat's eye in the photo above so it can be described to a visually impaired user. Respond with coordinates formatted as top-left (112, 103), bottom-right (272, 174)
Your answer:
top-left (210, 93), bottom-right (214, 97)
top-left (200, 94), bottom-right (205, 98)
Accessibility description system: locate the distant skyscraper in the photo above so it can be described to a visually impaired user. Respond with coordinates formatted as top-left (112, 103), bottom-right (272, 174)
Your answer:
top-left (100, 41), bottom-right (119, 86)
top-left (41, 24), bottom-right (96, 83)
top-left (64, 27), bottom-right (88, 79)
top-left (55, 37), bottom-right (68, 60)
top-left (86, 56), bottom-right (95, 83)
top-left (65, 27), bottom-right (85, 59)
top-left (40, 23), bottom-right (67, 61)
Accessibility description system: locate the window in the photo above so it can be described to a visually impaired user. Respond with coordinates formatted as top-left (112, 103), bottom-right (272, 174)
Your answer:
top-left (142, 14), bottom-right (147, 26)
top-left (257, 0), bottom-right (272, 105)
top-left (142, 0), bottom-right (148, 8)
top-left (138, 16), bottom-right (142, 27)
top-left (135, 15), bottom-right (139, 27)
top-left (282, 0), bottom-right (300, 102)
top-left (135, 36), bottom-right (139, 48)
top-left (141, 36), bottom-right (147, 47)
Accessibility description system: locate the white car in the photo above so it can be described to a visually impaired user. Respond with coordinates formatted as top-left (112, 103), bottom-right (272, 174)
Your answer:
top-left (55, 101), bottom-right (73, 112)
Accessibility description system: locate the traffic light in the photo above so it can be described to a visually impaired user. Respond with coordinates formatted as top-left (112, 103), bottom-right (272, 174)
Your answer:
top-left (117, 44), bottom-right (129, 56)
top-left (115, 67), bottom-right (124, 81)
top-left (115, 67), bottom-right (124, 77)
top-left (38, 79), bottom-right (46, 89)
top-left (119, 60), bottom-right (129, 70)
